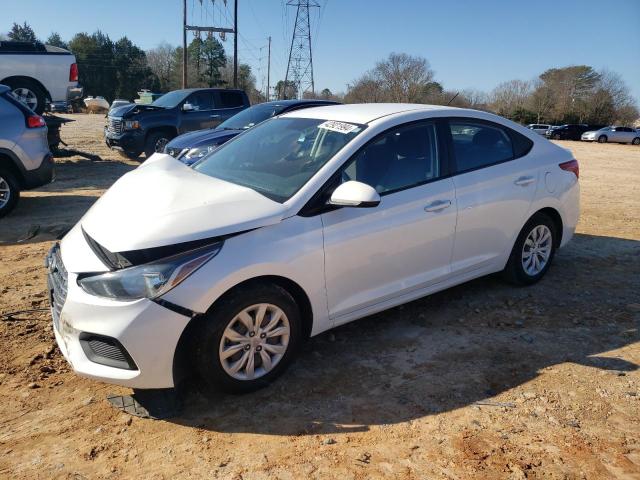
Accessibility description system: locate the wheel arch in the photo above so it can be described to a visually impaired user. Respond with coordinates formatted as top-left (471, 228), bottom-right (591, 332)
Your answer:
top-left (145, 126), bottom-right (178, 141)
top-left (0, 150), bottom-right (27, 188)
top-left (172, 274), bottom-right (314, 386)
top-left (530, 207), bottom-right (563, 248)
top-left (0, 75), bottom-right (51, 101)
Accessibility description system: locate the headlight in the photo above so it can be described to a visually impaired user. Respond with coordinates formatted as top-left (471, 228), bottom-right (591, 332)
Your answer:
top-left (78, 242), bottom-right (222, 301)
top-left (124, 120), bottom-right (140, 130)
top-left (184, 145), bottom-right (217, 159)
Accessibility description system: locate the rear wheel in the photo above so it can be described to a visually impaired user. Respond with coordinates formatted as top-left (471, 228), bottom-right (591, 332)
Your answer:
top-left (597, 135), bottom-right (608, 143)
top-left (632, 137), bottom-right (640, 146)
top-left (0, 167), bottom-right (20, 218)
top-left (503, 212), bottom-right (557, 286)
top-left (5, 78), bottom-right (47, 114)
top-left (144, 132), bottom-right (172, 158)
top-left (191, 283), bottom-right (302, 393)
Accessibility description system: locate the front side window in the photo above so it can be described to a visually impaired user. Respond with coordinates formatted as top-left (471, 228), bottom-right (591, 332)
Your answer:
top-left (187, 91), bottom-right (214, 111)
top-left (193, 117), bottom-right (364, 202)
top-left (449, 121), bottom-right (513, 172)
top-left (341, 122), bottom-right (440, 195)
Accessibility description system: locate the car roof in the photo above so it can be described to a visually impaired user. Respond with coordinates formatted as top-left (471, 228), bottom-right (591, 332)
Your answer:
top-left (282, 103), bottom-right (463, 124)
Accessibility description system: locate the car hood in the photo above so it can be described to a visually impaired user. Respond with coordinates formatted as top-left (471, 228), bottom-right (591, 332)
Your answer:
top-left (80, 154), bottom-right (287, 252)
top-left (167, 128), bottom-right (243, 150)
top-left (109, 103), bottom-right (165, 118)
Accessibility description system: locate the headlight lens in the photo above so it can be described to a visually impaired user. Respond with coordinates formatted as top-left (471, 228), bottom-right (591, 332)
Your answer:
top-left (78, 242), bottom-right (222, 301)
top-left (124, 120), bottom-right (140, 130)
top-left (184, 145), bottom-right (217, 159)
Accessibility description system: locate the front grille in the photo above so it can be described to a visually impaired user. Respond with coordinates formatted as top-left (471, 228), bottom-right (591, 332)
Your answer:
top-left (107, 117), bottom-right (123, 134)
top-left (79, 333), bottom-right (137, 370)
top-left (46, 244), bottom-right (68, 330)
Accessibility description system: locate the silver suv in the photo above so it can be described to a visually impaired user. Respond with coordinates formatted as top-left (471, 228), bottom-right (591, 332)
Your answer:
top-left (0, 84), bottom-right (53, 217)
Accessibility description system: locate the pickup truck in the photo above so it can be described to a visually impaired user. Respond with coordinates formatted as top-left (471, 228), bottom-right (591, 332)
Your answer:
top-left (104, 88), bottom-right (249, 159)
top-left (0, 41), bottom-right (83, 114)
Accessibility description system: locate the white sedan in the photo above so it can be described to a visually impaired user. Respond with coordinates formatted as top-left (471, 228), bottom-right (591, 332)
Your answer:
top-left (47, 104), bottom-right (580, 393)
top-left (581, 126), bottom-right (640, 144)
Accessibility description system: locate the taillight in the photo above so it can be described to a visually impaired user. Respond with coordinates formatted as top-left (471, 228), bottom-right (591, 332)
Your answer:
top-left (559, 159), bottom-right (579, 179)
top-left (69, 63), bottom-right (78, 82)
top-left (27, 115), bottom-right (46, 128)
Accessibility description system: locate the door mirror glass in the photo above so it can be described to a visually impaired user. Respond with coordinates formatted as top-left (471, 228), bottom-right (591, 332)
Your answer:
top-left (182, 103), bottom-right (194, 112)
top-left (329, 181), bottom-right (380, 208)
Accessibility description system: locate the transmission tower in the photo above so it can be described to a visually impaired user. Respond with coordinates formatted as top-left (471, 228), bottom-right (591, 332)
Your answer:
top-left (283, 0), bottom-right (319, 99)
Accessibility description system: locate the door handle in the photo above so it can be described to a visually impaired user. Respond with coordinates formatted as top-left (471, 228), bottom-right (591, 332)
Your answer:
top-left (424, 199), bottom-right (451, 212)
top-left (514, 176), bottom-right (535, 186)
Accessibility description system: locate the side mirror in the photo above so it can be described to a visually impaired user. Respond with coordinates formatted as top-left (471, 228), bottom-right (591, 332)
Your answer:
top-left (182, 103), bottom-right (194, 112)
top-left (329, 181), bottom-right (380, 208)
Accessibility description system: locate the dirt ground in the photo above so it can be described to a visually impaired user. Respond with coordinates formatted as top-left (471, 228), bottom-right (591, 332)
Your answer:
top-left (1, 114), bottom-right (639, 479)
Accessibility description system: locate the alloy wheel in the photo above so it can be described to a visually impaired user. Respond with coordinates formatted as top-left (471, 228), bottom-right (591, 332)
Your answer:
top-left (219, 303), bottom-right (290, 381)
top-left (521, 225), bottom-right (552, 276)
top-left (12, 87), bottom-right (38, 111)
top-left (0, 175), bottom-right (11, 209)
top-left (155, 137), bottom-right (169, 153)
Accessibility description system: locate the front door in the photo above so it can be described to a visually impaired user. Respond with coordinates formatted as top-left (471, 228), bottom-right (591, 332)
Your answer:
top-left (180, 91), bottom-right (218, 133)
top-left (321, 120), bottom-right (457, 323)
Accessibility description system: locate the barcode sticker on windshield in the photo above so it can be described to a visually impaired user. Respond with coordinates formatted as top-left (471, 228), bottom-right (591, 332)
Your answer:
top-left (318, 120), bottom-right (358, 134)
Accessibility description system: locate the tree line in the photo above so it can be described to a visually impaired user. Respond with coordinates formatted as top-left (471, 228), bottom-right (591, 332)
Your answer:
top-left (4, 22), bottom-right (638, 125)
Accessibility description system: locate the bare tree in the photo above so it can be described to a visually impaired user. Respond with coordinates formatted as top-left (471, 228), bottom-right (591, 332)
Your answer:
top-left (146, 42), bottom-right (176, 91)
top-left (490, 79), bottom-right (532, 118)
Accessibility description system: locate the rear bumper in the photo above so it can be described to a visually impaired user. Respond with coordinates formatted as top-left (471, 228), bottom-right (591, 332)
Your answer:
top-left (22, 153), bottom-right (54, 189)
top-left (104, 128), bottom-right (145, 153)
top-left (67, 85), bottom-right (83, 102)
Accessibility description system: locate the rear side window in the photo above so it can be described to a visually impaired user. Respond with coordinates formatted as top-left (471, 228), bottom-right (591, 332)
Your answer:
top-left (217, 91), bottom-right (245, 108)
top-left (449, 120), bottom-right (533, 173)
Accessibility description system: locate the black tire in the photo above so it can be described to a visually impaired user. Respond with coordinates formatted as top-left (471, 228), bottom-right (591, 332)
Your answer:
top-left (552, 133), bottom-right (561, 140)
top-left (632, 137), bottom-right (640, 146)
top-left (4, 78), bottom-right (47, 114)
top-left (502, 212), bottom-right (557, 286)
top-left (597, 135), bottom-right (607, 143)
top-left (190, 282), bottom-right (302, 394)
top-left (144, 131), bottom-right (173, 158)
top-left (0, 167), bottom-right (20, 218)
top-left (117, 150), bottom-right (142, 160)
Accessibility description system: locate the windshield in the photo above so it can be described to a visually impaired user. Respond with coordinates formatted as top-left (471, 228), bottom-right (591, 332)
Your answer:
top-left (151, 90), bottom-right (189, 108)
top-left (218, 103), bottom-right (284, 130)
top-left (194, 117), bottom-right (364, 202)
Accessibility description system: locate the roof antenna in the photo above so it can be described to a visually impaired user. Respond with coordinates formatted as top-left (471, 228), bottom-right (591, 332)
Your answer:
top-left (446, 92), bottom-right (459, 106)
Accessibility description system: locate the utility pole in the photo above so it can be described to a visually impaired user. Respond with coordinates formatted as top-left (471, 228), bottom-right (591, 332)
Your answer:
top-left (266, 36), bottom-right (271, 101)
top-left (182, 0), bottom-right (187, 88)
top-left (182, 0), bottom-right (237, 89)
top-left (284, 0), bottom-right (318, 99)
top-left (233, 0), bottom-right (238, 88)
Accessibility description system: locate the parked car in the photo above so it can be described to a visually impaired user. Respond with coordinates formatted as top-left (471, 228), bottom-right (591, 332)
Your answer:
top-left (0, 41), bottom-right (82, 114)
top-left (47, 104), bottom-right (579, 394)
top-left (545, 124), bottom-right (604, 141)
top-left (527, 123), bottom-right (552, 135)
top-left (0, 85), bottom-right (53, 217)
top-left (581, 126), bottom-right (640, 144)
top-left (104, 88), bottom-right (249, 159)
top-left (165, 99), bottom-right (340, 165)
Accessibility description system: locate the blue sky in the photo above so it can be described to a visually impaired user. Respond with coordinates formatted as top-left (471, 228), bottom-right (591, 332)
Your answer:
top-left (4, 0), bottom-right (640, 102)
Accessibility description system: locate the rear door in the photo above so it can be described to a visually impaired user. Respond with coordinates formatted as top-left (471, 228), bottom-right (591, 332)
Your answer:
top-left (321, 120), bottom-right (457, 322)
top-left (446, 118), bottom-right (538, 274)
top-left (214, 90), bottom-right (247, 124)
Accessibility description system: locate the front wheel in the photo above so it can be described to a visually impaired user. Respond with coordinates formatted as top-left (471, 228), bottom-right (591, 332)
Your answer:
top-left (503, 213), bottom-right (557, 286)
top-left (144, 132), bottom-right (172, 158)
top-left (598, 135), bottom-right (607, 143)
top-left (191, 283), bottom-right (302, 393)
top-left (552, 133), bottom-right (561, 140)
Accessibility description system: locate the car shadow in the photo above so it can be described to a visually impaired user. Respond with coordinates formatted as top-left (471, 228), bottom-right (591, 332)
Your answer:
top-left (167, 233), bottom-right (639, 435)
